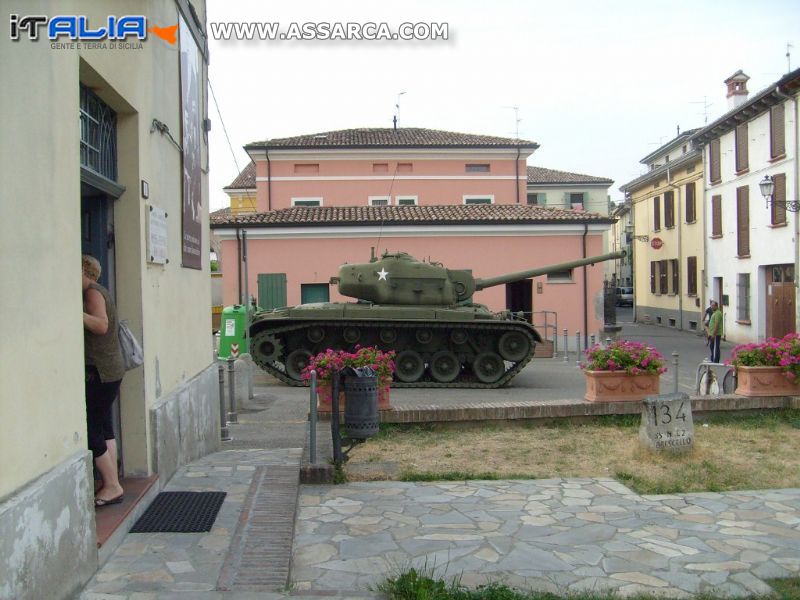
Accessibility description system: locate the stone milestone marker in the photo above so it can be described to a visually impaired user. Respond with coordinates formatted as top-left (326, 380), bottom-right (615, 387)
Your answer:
top-left (639, 393), bottom-right (694, 453)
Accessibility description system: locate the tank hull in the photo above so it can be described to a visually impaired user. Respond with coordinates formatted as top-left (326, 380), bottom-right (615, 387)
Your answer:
top-left (249, 302), bottom-right (542, 388)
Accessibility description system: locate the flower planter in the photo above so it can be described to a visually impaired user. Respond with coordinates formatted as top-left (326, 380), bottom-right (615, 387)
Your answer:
top-left (316, 377), bottom-right (392, 412)
top-left (584, 370), bottom-right (660, 402)
top-left (735, 366), bottom-right (800, 397)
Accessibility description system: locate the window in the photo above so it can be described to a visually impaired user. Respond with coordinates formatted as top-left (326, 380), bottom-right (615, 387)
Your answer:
top-left (737, 273), bottom-right (750, 322)
top-left (659, 259), bottom-right (668, 294)
top-left (369, 196), bottom-right (389, 206)
top-left (770, 104), bottom-right (786, 158)
top-left (687, 256), bottom-right (697, 296)
top-left (395, 195), bottom-right (418, 206)
top-left (397, 162), bottom-right (413, 173)
top-left (772, 173), bottom-right (787, 225)
top-left (294, 163), bottom-right (319, 174)
top-left (670, 258), bottom-right (679, 294)
top-left (711, 194), bottom-right (722, 236)
top-left (547, 269), bottom-right (573, 282)
top-left (664, 191), bottom-right (675, 228)
top-left (373, 163), bottom-right (389, 173)
top-left (685, 181), bottom-right (696, 223)
top-left (709, 138), bottom-right (721, 183)
top-left (653, 196), bottom-right (661, 230)
top-left (527, 192), bottom-right (543, 205)
top-left (291, 198), bottom-right (322, 207)
top-left (736, 186), bottom-right (749, 256)
top-left (650, 261), bottom-right (657, 294)
top-left (79, 84), bottom-right (117, 181)
top-left (465, 163), bottom-right (490, 172)
top-left (569, 192), bottom-right (584, 208)
top-left (735, 123), bottom-right (749, 173)
top-left (463, 196), bottom-right (493, 205)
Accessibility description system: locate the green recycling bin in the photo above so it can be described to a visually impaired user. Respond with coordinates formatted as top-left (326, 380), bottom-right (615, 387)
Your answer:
top-left (218, 305), bottom-right (249, 358)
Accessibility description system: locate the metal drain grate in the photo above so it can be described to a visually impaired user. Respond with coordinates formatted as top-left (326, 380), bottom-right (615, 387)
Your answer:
top-left (130, 491), bottom-right (226, 533)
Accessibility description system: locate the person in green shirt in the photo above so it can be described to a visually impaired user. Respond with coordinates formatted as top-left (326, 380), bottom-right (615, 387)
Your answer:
top-left (707, 300), bottom-right (724, 363)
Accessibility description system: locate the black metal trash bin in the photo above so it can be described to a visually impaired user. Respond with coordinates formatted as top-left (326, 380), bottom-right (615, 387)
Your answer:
top-left (343, 374), bottom-right (379, 439)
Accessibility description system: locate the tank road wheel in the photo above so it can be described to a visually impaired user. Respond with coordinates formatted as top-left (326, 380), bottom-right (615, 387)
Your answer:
top-left (285, 349), bottom-right (312, 381)
top-left (306, 326), bottom-right (326, 344)
top-left (251, 332), bottom-right (283, 364)
top-left (430, 350), bottom-right (460, 383)
top-left (395, 350), bottom-right (425, 383)
top-left (498, 331), bottom-right (531, 362)
top-left (450, 329), bottom-right (468, 345)
top-left (379, 328), bottom-right (397, 344)
top-left (473, 352), bottom-right (505, 384)
top-left (343, 327), bottom-right (361, 344)
top-left (416, 329), bottom-right (434, 345)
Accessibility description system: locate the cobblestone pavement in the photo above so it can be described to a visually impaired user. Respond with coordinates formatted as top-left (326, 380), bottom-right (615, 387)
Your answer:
top-left (294, 479), bottom-right (800, 598)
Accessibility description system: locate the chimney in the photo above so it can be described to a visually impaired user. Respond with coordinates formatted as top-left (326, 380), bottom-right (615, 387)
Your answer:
top-left (393, 115), bottom-right (397, 131)
top-left (724, 70), bottom-right (750, 110)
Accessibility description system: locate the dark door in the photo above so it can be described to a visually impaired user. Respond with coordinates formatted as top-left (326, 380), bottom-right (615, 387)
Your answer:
top-left (767, 265), bottom-right (796, 338)
top-left (301, 283), bottom-right (330, 304)
top-left (258, 273), bottom-right (288, 310)
top-left (505, 279), bottom-right (532, 323)
top-left (80, 192), bottom-right (110, 288)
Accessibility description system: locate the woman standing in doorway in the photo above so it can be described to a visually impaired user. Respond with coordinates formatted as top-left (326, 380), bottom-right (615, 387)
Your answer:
top-left (82, 255), bottom-right (125, 507)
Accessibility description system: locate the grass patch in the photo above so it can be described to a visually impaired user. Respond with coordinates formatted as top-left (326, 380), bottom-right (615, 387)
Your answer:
top-left (347, 410), bottom-right (800, 493)
top-left (378, 568), bottom-right (799, 599)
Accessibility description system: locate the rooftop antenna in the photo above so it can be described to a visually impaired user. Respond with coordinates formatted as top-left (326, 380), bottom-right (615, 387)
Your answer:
top-left (690, 96), bottom-right (713, 124)
top-left (394, 91), bottom-right (406, 130)
top-left (504, 105), bottom-right (521, 139)
top-left (787, 42), bottom-right (793, 73)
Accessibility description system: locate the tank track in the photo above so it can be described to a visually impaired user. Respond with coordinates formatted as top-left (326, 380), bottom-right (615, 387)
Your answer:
top-left (250, 319), bottom-right (537, 389)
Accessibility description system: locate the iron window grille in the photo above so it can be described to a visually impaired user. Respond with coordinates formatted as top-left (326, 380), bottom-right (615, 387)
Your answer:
top-left (80, 85), bottom-right (117, 181)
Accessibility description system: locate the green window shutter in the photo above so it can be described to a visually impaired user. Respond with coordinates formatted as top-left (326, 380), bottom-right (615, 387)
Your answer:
top-left (257, 273), bottom-right (287, 310)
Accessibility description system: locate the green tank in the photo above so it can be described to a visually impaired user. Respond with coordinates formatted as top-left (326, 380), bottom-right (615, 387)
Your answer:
top-left (249, 249), bottom-right (626, 388)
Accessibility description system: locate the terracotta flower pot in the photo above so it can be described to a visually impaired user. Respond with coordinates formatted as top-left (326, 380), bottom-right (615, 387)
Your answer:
top-left (316, 377), bottom-right (392, 412)
top-left (735, 366), bottom-right (800, 397)
top-left (583, 370), bottom-right (660, 402)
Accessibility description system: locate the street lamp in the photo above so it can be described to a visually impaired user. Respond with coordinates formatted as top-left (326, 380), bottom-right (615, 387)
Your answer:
top-left (760, 174), bottom-right (800, 211)
top-left (625, 223), bottom-right (649, 243)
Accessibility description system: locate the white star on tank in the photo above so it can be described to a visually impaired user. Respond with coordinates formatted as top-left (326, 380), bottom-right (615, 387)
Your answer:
top-left (377, 268), bottom-right (389, 281)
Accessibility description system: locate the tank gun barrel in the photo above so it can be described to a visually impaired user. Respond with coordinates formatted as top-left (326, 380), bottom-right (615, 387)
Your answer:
top-left (475, 250), bottom-right (626, 291)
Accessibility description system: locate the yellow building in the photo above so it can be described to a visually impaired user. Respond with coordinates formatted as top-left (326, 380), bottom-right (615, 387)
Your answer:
top-left (620, 129), bottom-right (706, 331)
top-left (1, 3), bottom-right (217, 598)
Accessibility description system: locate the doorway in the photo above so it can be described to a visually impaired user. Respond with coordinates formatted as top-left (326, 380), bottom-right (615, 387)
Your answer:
top-left (505, 279), bottom-right (533, 323)
top-left (301, 283), bottom-right (330, 304)
top-left (766, 264), bottom-right (796, 338)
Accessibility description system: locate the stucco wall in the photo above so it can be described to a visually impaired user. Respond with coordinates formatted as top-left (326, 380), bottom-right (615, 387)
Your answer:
top-left (218, 228), bottom-right (609, 338)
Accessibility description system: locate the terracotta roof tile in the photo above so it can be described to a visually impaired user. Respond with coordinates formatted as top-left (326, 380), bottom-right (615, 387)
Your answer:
top-left (527, 166), bottom-right (613, 185)
top-left (224, 161), bottom-right (256, 189)
top-left (210, 204), bottom-right (613, 228)
top-left (245, 128), bottom-right (538, 150)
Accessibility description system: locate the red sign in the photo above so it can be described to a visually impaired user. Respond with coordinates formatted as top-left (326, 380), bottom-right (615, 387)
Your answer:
top-left (230, 343), bottom-right (239, 358)
top-left (651, 237), bottom-right (664, 250)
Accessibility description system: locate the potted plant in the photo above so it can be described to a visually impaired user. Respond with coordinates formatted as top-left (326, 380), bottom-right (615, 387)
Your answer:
top-left (730, 333), bottom-right (800, 397)
top-left (301, 346), bottom-right (396, 411)
top-left (581, 340), bottom-right (666, 402)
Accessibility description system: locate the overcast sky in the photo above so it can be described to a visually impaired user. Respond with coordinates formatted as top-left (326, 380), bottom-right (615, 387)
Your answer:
top-left (206, 0), bottom-right (799, 211)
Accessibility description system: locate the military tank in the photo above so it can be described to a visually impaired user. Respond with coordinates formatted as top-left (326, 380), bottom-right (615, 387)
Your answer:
top-left (249, 249), bottom-right (626, 388)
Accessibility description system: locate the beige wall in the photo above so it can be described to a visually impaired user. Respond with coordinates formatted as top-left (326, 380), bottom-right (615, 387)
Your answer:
top-left (0, 0), bottom-right (212, 492)
top-left (0, 21), bottom-right (86, 498)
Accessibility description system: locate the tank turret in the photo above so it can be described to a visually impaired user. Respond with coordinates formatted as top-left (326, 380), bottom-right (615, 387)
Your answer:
top-left (332, 250), bottom-right (626, 305)
top-left (249, 249), bottom-right (625, 388)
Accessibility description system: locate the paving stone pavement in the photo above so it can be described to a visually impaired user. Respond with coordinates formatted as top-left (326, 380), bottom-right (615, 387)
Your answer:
top-left (294, 479), bottom-right (800, 599)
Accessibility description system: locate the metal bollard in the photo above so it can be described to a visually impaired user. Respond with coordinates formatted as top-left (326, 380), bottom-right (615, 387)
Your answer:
top-left (590, 334), bottom-right (596, 347)
top-left (247, 356), bottom-right (254, 400)
top-left (605, 337), bottom-right (612, 347)
top-left (227, 356), bottom-right (238, 424)
top-left (575, 331), bottom-right (581, 364)
top-left (309, 370), bottom-right (318, 464)
top-left (218, 361), bottom-right (231, 441)
top-left (672, 351), bottom-right (680, 393)
top-left (563, 328), bottom-right (569, 361)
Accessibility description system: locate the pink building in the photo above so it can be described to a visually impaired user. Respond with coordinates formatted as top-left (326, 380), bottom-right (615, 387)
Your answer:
top-left (213, 128), bottom-right (617, 350)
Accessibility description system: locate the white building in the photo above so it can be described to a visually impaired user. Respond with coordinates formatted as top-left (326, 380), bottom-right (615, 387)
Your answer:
top-left (692, 68), bottom-right (800, 343)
